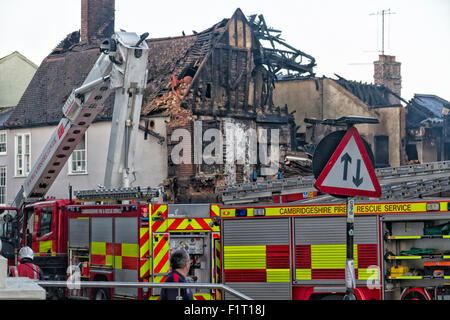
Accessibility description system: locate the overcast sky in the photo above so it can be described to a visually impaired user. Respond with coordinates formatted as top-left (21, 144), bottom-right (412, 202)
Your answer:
top-left (1, 0), bottom-right (449, 102)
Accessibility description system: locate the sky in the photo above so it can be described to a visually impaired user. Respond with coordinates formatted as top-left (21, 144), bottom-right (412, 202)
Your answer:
top-left (0, 0), bottom-right (449, 102)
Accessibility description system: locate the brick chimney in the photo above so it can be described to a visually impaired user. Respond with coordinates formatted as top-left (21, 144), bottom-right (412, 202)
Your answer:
top-left (81, 0), bottom-right (115, 43)
top-left (374, 55), bottom-right (402, 97)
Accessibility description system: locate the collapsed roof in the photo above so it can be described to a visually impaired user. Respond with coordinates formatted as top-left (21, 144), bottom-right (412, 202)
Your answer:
top-left (334, 74), bottom-right (407, 109)
top-left (4, 9), bottom-right (311, 129)
top-left (406, 94), bottom-right (450, 128)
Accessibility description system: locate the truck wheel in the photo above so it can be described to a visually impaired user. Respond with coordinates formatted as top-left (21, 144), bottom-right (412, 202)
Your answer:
top-left (92, 288), bottom-right (110, 300)
top-left (401, 289), bottom-right (429, 300)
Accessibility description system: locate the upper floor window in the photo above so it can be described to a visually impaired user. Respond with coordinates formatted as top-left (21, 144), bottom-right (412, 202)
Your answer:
top-left (0, 131), bottom-right (6, 155)
top-left (69, 134), bottom-right (87, 174)
top-left (15, 133), bottom-right (31, 177)
top-left (0, 166), bottom-right (6, 205)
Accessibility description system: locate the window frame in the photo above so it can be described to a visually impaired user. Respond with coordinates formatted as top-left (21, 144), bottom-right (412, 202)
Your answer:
top-left (0, 131), bottom-right (7, 155)
top-left (0, 166), bottom-right (6, 205)
top-left (68, 133), bottom-right (88, 175)
top-left (38, 206), bottom-right (52, 237)
top-left (15, 133), bottom-right (31, 177)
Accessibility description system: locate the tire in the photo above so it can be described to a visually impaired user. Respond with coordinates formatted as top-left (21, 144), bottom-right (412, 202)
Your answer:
top-left (402, 290), bottom-right (428, 300)
top-left (92, 288), bottom-right (110, 300)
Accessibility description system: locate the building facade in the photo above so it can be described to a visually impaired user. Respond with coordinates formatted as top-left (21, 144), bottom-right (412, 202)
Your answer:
top-left (273, 76), bottom-right (407, 168)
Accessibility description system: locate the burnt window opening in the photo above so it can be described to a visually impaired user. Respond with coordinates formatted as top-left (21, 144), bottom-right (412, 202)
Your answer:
top-left (206, 83), bottom-right (212, 99)
top-left (375, 135), bottom-right (389, 168)
top-left (406, 144), bottom-right (419, 162)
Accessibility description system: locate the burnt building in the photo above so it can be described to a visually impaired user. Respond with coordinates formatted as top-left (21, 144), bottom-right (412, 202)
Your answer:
top-left (3, 4), bottom-right (304, 204)
top-left (274, 54), bottom-right (408, 169)
top-left (143, 9), bottom-right (300, 202)
top-left (406, 94), bottom-right (450, 163)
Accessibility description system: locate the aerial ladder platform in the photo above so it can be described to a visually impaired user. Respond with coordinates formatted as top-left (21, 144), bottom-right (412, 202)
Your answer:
top-left (11, 31), bottom-right (155, 209)
top-left (215, 161), bottom-right (450, 204)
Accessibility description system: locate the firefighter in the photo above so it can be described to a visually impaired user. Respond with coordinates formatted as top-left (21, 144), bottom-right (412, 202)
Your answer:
top-left (160, 248), bottom-right (193, 300)
top-left (9, 246), bottom-right (44, 280)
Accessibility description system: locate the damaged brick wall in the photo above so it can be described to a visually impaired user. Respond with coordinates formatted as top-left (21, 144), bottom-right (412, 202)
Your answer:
top-left (144, 9), bottom-right (296, 203)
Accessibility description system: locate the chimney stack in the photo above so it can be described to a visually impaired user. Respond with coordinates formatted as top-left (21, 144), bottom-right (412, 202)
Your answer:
top-left (374, 55), bottom-right (402, 98)
top-left (81, 0), bottom-right (115, 43)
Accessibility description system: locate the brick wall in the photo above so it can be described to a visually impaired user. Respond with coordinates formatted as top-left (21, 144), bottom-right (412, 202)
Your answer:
top-left (374, 55), bottom-right (401, 97)
top-left (81, 0), bottom-right (115, 43)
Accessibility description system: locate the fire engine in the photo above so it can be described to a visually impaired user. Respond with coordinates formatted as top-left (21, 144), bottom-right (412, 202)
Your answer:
top-left (214, 160), bottom-right (450, 300)
top-left (11, 196), bottom-right (220, 300)
top-left (217, 198), bottom-right (450, 300)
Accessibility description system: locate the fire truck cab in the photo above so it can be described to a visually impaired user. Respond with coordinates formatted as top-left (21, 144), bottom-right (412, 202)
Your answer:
top-left (218, 199), bottom-right (450, 300)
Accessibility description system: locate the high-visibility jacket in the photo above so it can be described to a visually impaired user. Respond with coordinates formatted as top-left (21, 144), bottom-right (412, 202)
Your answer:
top-left (10, 263), bottom-right (42, 280)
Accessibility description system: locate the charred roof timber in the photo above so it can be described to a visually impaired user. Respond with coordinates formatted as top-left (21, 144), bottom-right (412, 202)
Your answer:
top-left (248, 14), bottom-right (316, 78)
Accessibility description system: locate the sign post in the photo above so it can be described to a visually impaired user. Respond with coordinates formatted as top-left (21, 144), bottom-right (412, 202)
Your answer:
top-left (344, 197), bottom-right (356, 300)
top-left (312, 116), bottom-right (381, 300)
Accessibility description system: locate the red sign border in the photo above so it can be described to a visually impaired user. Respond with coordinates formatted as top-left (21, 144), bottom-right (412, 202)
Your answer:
top-left (314, 126), bottom-right (382, 198)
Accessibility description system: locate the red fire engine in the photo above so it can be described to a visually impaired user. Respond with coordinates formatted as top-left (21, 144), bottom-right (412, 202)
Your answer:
top-left (218, 199), bottom-right (450, 300)
top-left (4, 197), bottom-right (221, 300)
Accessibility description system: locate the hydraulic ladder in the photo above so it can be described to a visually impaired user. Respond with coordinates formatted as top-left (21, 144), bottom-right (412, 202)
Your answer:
top-left (215, 161), bottom-right (450, 204)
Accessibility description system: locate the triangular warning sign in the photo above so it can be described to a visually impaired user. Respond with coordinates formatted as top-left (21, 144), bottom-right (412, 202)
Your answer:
top-left (314, 127), bottom-right (381, 198)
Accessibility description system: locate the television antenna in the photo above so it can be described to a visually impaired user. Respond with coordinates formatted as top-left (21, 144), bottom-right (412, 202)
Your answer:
top-left (370, 8), bottom-right (396, 56)
top-left (346, 9), bottom-right (396, 68)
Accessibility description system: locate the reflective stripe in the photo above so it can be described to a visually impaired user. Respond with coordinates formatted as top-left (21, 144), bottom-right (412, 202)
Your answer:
top-left (152, 234), bottom-right (169, 283)
top-left (311, 244), bottom-right (358, 269)
top-left (358, 267), bottom-right (380, 280)
top-left (90, 242), bottom-right (113, 266)
top-left (139, 227), bottom-right (150, 278)
top-left (31, 264), bottom-right (39, 280)
top-left (115, 243), bottom-right (139, 270)
top-left (167, 218), bottom-right (214, 231)
top-left (296, 269), bottom-right (312, 280)
top-left (39, 240), bottom-right (53, 254)
top-left (139, 228), bottom-right (149, 258)
top-left (32, 240), bottom-right (56, 256)
top-left (151, 205), bottom-right (168, 232)
top-left (210, 205), bottom-right (220, 217)
top-left (224, 246), bottom-right (266, 270)
top-left (194, 294), bottom-right (212, 300)
top-left (266, 269), bottom-right (290, 282)
top-left (122, 243), bottom-right (138, 258)
top-left (91, 242), bottom-right (106, 255)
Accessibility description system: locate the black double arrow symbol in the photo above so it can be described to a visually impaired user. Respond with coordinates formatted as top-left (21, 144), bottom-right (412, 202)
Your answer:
top-left (341, 153), bottom-right (363, 187)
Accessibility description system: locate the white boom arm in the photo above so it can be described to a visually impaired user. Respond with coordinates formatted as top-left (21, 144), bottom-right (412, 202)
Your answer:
top-left (12, 31), bottom-right (149, 208)
top-left (104, 32), bottom-right (149, 188)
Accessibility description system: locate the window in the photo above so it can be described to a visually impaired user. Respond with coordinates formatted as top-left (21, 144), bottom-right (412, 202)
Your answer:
top-left (39, 207), bottom-right (52, 236)
top-left (0, 166), bottom-right (5, 205)
top-left (15, 133), bottom-right (31, 176)
top-left (0, 131), bottom-right (6, 154)
top-left (69, 134), bottom-right (87, 174)
top-left (375, 135), bottom-right (389, 168)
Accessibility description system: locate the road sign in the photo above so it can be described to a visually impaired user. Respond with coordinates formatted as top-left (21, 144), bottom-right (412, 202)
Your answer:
top-left (314, 126), bottom-right (381, 198)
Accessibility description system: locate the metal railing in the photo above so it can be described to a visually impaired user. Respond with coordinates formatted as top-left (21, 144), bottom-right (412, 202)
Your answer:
top-left (36, 280), bottom-right (253, 300)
